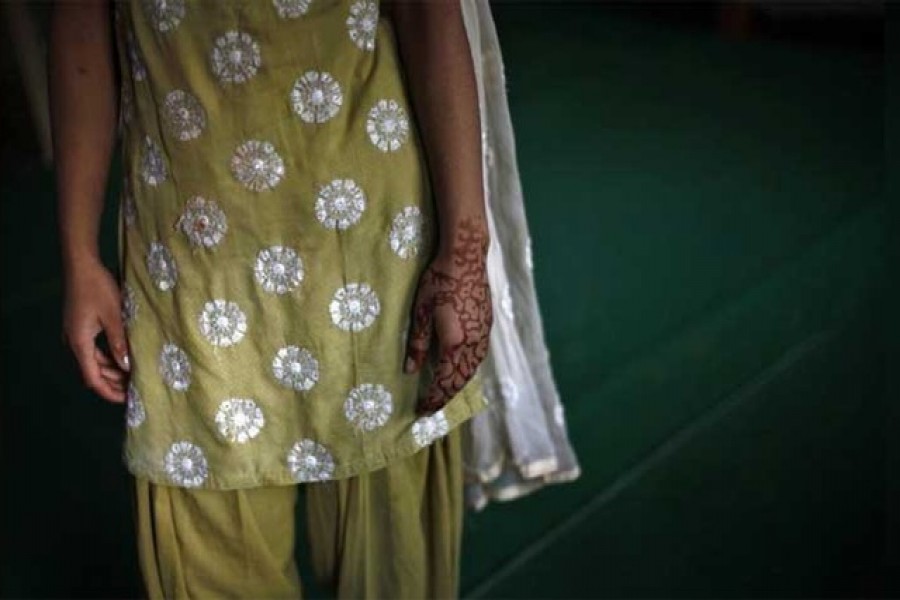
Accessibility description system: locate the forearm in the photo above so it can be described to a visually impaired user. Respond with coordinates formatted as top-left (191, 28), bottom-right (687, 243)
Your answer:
top-left (386, 0), bottom-right (488, 257)
top-left (49, 0), bottom-right (118, 277)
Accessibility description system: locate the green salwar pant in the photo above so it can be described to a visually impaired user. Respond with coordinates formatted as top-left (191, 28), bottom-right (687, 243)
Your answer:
top-left (131, 426), bottom-right (465, 599)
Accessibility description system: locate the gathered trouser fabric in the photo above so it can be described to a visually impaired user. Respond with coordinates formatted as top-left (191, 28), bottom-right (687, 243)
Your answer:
top-left (131, 425), bottom-right (464, 599)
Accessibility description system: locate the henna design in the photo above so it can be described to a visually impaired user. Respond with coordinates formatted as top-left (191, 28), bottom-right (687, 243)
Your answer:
top-left (406, 215), bottom-right (493, 415)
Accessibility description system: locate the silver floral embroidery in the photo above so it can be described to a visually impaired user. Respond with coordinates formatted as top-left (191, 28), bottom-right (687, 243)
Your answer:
top-left (159, 342), bottom-right (191, 391)
top-left (140, 136), bottom-right (167, 186)
top-left (230, 140), bottom-right (285, 192)
top-left (125, 381), bottom-right (145, 428)
top-left (273, 0), bottom-right (312, 18)
top-left (290, 71), bottom-right (343, 124)
top-left (177, 196), bottom-right (228, 248)
top-left (411, 409), bottom-right (449, 447)
top-left (366, 99), bottom-right (409, 152)
top-left (146, 241), bottom-right (177, 291)
top-left (329, 282), bottom-right (380, 332)
top-left (389, 206), bottom-right (423, 259)
top-left (498, 376), bottom-right (519, 407)
top-left (198, 299), bottom-right (248, 347)
top-left (211, 30), bottom-right (261, 85)
top-left (122, 282), bottom-right (138, 327)
top-left (346, 0), bottom-right (378, 51)
top-left (141, 0), bottom-right (185, 32)
top-left (215, 398), bottom-right (265, 444)
top-left (499, 282), bottom-right (515, 321)
top-left (314, 179), bottom-right (366, 230)
top-left (254, 246), bottom-right (304, 294)
top-left (343, 383), bottom-right (393, 432)
top-left (122, 179), bottom-right (137, 227)
top-left (162, 90), bottom-right (206, 141)
top-left (126, 28), bottom-right (147, 81)
top-left (120, 82), bottom-right (135, 125)
top-left (287, 439), bottom-right (335, 482)
top-left (272, 345), bottom-right (319, 391)
top-left (164, 441), bottom-right (208, 487)
top-left (553, 403), bottom-right (566, 428)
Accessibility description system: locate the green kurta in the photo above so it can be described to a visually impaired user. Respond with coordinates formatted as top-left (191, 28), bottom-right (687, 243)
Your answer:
top-left (113, 0), bottom-right (488, 490)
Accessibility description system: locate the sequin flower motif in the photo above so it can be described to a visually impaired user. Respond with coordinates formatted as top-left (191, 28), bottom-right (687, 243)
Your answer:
top-left (272, 345), bottom-right (320, 392)
top-left (126, 28), bottom-right (147, 82)
top-left (162, 90), bottom-right (206, 141)
top-left (122, 179), bottom-right (137, 227)
top-left (329, 282), bottom-right (380, 332)
top-left (159, 342), bottom-right (191, 391)
top-left (287, 439), bottom-right (335, 482)
top-left (315, 178), bottom-right (366, 230)
top-left (230, 140), bottom-right (285, 192)
top-left (344, 383), bottom-right (393, 432)
top-left (389, 206), bottom-right (423, 259)
top-left (122, 282), bottom-right (138, 327)
top-left (366, 99), bottom-right (409, 152)
top-left (146, 241), bottom-right (178, 291)
top-left (140, 136), bottom-right (167, 186)
top-left (346, 0), bottom-right (378, 51)
top-left (177, 196), bottom-right (228, 248)
top-left (211, 30), bottom-right (261, 85)
top-left (290, 71), bottom-right (343, 124)
top-left (254, 246), bottom-right (304, 294)
top-left (273, 0), bottom-right (312, 18)
top-left (215, 398), bottom-right (265, 444)
top-left (164, 441), bottom-right (208, 488)
top-left (411, 409), bottom-right (449, 447)
top-left (198, 299), bottom-right (248, 347)
top-left (142, 0), bottom-right (185, 33)
top-left (125, 381), bottom-right (146, 428)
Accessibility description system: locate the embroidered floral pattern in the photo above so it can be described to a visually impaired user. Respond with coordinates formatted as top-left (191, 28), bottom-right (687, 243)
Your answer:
top-left (126, 28), bottom-right (147, 81)
top-left (254, 246), bottom-right (304, 294)
top-left (211, 30), bottom-right (261, 85)
top-left (141, 0), bottom-right (185, 33)
top-left (122, 179), bottom-right (137, 227)
top-left (162, 90), bottom-right (206, 141)
top-left (126, 381), bottom-right (145, 428)
top-left (498, 376), bottom-right (519, 407)
top-left (140, 135), bottom-right (167, 186)
top-left (273, 0), bottom-right (312, 18)
top-left (159, 342), bottom-right (191, 391)
top-left (329, 282), bottom-right (380, 332)
top-left (164, 441), bottom-right (208, 487)
top-left (146, 241), bottom-right (177, 291)
top-left (314, 178), bottom-right (366, 230)
top-left (290, 70), bottom-right (343, 124)
top-left (120, 82), bottom-right (135, 126)
top-left (272, 345), bottom-right (320, 391)
top-left (389, 206), bottom-right (423, 259)
top-left (343, 383), bottom-right (393, 431)
top-left (230, 140), bottom-right (285, 192)
top-left (346, 0), bottom-right (378, 51)
top-left (122, 282), bottom-right (138, 327)
top-left (177, 196), bottom-right (227, 248)
top-left (411, 408), bottom-right (449, 447)
top-left (287, 439), bottom-right (335, 482)
top-left (553, 403), bottom-right (566, 428)
top-left (215, 398), bottom-right (265, 444)
top-left (198, 299), bottom-right (248, 347)
top-left (366, 99), bottom-right (409, 152)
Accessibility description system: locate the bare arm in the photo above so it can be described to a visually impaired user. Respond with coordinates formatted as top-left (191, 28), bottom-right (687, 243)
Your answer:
top-left (387, 0), bottom-right (494, 415)
top-left (50, 0), bottom-right (130, 402)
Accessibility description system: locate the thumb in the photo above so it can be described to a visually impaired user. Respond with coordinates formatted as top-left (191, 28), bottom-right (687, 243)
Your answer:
top-left (404, 289), bottom-right (434, 374)
top-left (100, 303), bottom-right (131, 372)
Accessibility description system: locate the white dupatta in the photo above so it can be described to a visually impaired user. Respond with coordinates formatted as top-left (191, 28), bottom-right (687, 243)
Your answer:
top-left (458, 0), bottom-right (582, 512)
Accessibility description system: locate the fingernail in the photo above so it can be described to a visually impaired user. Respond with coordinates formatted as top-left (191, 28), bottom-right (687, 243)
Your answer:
top-left (122, 354), bottom-right (131, 371)
top-left (404, 357), bottom-right (415, 373)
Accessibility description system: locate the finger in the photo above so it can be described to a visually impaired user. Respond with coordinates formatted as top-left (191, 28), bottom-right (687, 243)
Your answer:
top-left (72, 337), bottom-right (126, 403)
top-left (100, 302), bottom-right (131, 372)
top-left (404, 291), bottom-right (434, 374)
top-left (99, 364), bottom-right (127, 384)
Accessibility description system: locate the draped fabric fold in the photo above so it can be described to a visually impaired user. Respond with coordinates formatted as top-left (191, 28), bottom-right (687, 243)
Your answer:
top-left (458, 0), bottom-right (582, 512)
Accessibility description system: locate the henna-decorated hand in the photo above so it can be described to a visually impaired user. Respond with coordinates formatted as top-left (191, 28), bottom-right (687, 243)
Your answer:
top-left (404, 216), bottom-right (493, 416)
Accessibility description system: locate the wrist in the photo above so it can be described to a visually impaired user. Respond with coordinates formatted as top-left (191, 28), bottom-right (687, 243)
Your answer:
top-left (436, 214), bottom-right (489, 260)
